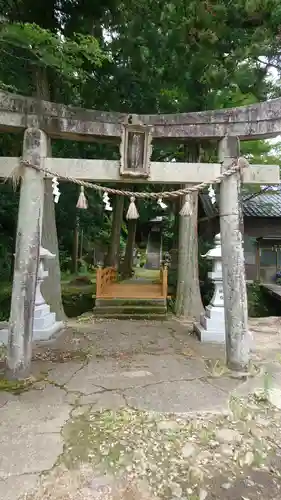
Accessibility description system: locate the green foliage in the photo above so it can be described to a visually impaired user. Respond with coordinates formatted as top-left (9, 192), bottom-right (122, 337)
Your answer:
top-left (138, 249), bottom-right (147, 268)
top-left (167, 268), bottom-right (177, 293)
top-left (0, 286), bottom-right (11, 321)
top-left (62, 287), bottom-right (95, 317)
top-left (246, 281), bottom-right (280, 317)
top-left (162, 214), bottom-right (176, 251)
top-left (247, 282), bottom-right (267, 317)
top-left (0, 284), bottom-right (95, 320)
top-left (0, 377), bottom-right (35, 394)
top-left (0, 22), bottom-right (106, 86)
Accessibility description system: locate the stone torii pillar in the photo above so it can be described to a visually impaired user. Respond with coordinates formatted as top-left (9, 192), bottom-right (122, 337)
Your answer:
top-left (6, 128), bottom-right (47, 379)
top-left (219, 136), bottom-right (249, 372)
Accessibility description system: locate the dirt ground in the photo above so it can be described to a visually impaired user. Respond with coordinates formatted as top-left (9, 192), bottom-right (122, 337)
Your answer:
top-left (1, 315), bottom-right (281, 500)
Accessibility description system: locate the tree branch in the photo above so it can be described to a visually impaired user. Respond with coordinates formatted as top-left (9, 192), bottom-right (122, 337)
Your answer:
top-left (255, 56), bottom-right (281, 72)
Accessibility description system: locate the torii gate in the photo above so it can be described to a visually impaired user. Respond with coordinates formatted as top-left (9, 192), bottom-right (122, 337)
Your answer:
top-left (0, 90), bottom-right (280, 379)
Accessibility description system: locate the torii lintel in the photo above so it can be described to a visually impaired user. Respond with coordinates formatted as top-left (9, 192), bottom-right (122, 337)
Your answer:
top-left (1, 90), bottom-right (281, 141)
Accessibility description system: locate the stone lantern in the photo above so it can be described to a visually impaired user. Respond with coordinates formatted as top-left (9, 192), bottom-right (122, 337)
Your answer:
top-left (33, 246), bottom-right (64, 341)
top-left (0, 246), bottom-right (64, 345)
top-left (194, 233), bottom-right (225, 343)
top-left (35, 247), bottom-right (52, 309)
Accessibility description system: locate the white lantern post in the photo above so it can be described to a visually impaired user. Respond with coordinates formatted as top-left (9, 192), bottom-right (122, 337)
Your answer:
top-left (194, 233), bottom-right (225, 343)
top-left (0, 246), bottom-right (64, 345)
top-left (33, 246), bottom-right (64, 341)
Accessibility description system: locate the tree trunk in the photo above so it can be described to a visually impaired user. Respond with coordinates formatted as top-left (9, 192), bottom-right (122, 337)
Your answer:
top-left (175, 192), bottom-right (203, 319)
top-left (72, 215), bottom-right (79, 274)
top-left (34, 67), bottom-right (65, 320)
top-left (121, 219), bottom-right (137, 278)
top-left (80, 229), bottom-right (84, 260)
top-left (170, 197), bottom-right (181, 271)
top-left (9, 141), bottom-right (22, 282)
top-left (175, 144), bottom-right (204, 320)
top-left (105, 195), bottom-right (124, 267)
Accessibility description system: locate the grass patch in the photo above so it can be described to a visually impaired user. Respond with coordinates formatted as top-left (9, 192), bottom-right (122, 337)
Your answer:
top-left (0, 280), bottom-right (96, 320)
top-left (32, 347), bottom-right (91, 363)
top-left (134, 268), bottom-right (160, 281)
top-left (204, 359), bottom-right (230, 378)
top-left (0, 376), bottom-right (35, 394)
top-left (61, 270), bottom-right (96, 284)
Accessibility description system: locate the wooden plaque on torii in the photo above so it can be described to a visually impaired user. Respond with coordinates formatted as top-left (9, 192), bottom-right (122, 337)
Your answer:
top-left (119, 114), bottom-right (153, 178)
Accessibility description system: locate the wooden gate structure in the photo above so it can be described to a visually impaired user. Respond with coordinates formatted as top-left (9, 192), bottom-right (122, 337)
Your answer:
top-left (0, 90), bottom-right (280, 377)
top-left (96, 265), bottom-right (168, 299)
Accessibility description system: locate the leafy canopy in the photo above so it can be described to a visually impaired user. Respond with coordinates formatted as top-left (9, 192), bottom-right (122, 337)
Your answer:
top-left (0, 22), bottom-right (106, 85)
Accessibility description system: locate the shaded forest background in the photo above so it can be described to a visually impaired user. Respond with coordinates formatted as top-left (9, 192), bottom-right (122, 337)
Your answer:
top-left (1, 0), bottom-right (281, 317)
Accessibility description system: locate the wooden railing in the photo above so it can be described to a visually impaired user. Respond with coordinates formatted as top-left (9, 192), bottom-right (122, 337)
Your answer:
top-left (160, 264), bottom-right (168, 298)
top-left (96, 267), bottom-right (117, 298)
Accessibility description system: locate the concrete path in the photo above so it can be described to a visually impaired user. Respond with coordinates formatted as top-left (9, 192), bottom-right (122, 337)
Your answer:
top-left (0, 317), bottom-right (281, 499)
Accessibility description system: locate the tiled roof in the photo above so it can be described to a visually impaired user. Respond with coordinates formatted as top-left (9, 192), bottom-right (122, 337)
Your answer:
top-left (243, 193), bottom-right (281, 217)
top-left (200, 192), bottom-right (281, 218)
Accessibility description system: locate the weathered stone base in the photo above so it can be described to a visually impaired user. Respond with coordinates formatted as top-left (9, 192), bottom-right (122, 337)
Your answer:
top-left (194, 322), bottom-right (255, 352)
top-left (33, 320), bottom-right (64, 341)
top-left (193, 304), bottom-right (226, 343)
top-left (193, 321), bottom-right (225, 343)
top-left (0, 321), bottom-right (64, 345)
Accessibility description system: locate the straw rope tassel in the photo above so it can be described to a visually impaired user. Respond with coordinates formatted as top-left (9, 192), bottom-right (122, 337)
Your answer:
top-left (76, 186), bottom-right (88, 209)
top-left (180, 192), bottom-right (193, 216)
top-left (126, 196), bottom-right (139, 219)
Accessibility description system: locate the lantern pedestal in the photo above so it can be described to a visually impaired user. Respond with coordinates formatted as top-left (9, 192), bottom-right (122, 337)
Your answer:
top-left (194, 234), bottom-right (226, 343)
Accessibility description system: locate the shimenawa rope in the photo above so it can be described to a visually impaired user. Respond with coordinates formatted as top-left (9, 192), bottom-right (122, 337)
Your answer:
top-left (11, 156), bottom-right (249, 218)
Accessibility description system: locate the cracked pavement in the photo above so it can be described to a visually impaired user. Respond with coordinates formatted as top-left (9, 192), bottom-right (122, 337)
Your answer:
top-left (0, 316), bottom-right (281, 499)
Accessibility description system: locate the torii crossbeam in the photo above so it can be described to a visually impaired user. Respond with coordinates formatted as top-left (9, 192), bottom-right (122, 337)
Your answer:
top-left (0, 157), bottom-right (279, 185)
